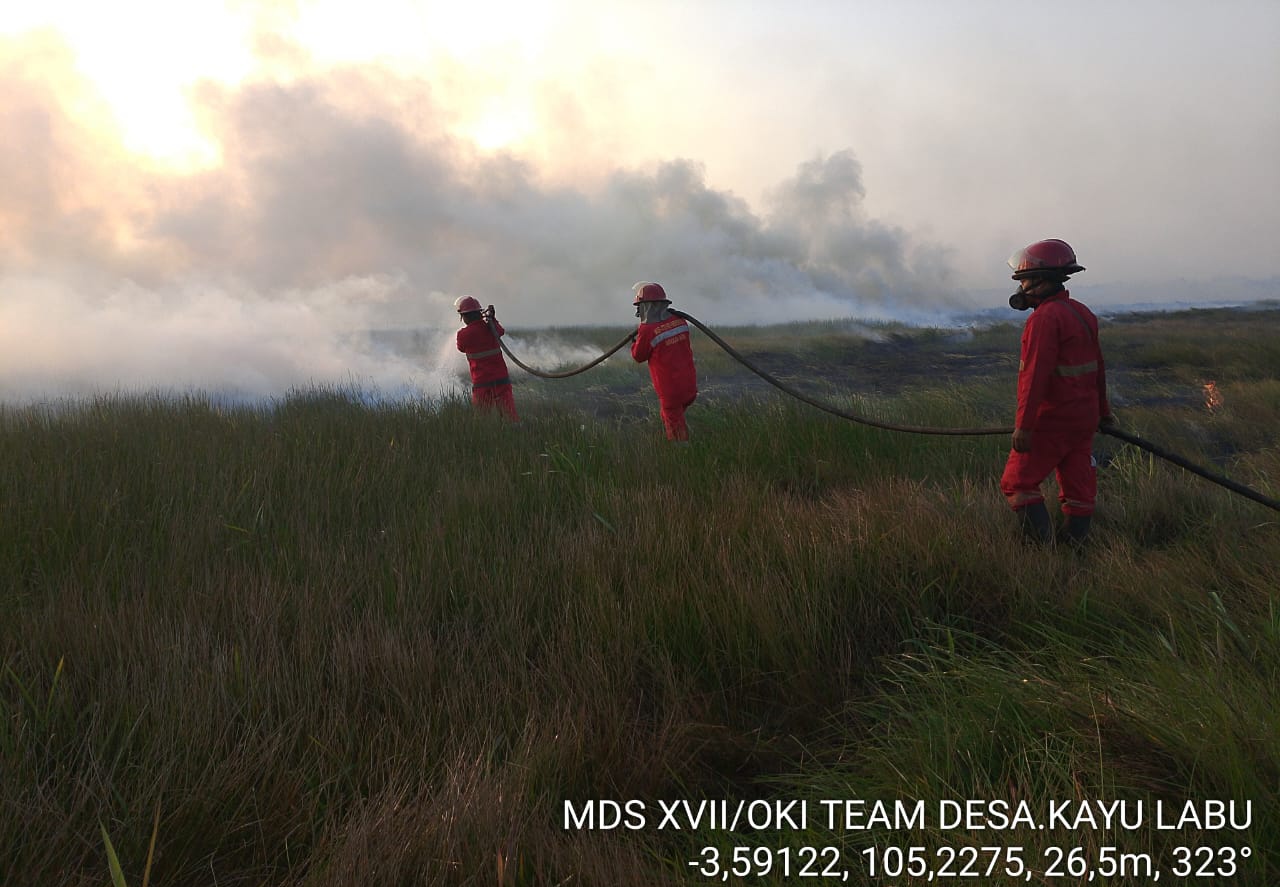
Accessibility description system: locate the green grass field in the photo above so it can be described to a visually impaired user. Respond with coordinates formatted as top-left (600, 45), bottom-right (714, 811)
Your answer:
top-left (2, 306), bottom-right (1277, 885)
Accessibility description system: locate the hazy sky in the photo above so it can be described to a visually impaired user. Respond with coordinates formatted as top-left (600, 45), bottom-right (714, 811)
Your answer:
top-left (2, 1), bottom-right (1277, 398)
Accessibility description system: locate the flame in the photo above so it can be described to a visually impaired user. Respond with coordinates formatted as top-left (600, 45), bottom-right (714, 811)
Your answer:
top-left (1203, 380), bottom-right (1223, 412)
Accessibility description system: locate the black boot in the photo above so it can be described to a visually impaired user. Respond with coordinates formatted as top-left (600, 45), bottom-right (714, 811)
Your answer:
top-left (1017, 501), bottom-right (1053, 545)
top-left (1063, 514), bottom-right (1092, 548)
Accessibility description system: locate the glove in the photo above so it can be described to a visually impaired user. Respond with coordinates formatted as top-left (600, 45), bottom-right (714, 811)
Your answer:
top-left (482, 305), bottom-right (496, 323)
top-left (1098, 414), bottom-right (1117, 431)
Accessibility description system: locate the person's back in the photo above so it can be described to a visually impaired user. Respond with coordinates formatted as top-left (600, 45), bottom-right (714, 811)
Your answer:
top-left (630, 282), bottom-right (697, 441)
top-left (457, 315), bottom-right (508, 386)
top-left (453, 296), bottom-right (518, 421)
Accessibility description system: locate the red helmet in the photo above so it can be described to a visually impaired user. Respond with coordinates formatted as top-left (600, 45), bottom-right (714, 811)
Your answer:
top-left (1008, 239), bottom-right (1085, 280)
top-left (454, 295), bottom-right (482, 314)
top-left (632, 281), bottom-right (669, 304)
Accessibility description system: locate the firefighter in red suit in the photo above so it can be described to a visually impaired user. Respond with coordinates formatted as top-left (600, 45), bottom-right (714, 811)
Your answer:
top-left (630, 282), bottom-right (697, 441)
top-left (1001, 239), bottom-right (1114, 546)
top-left (455, 295), bottom-right (518, 422)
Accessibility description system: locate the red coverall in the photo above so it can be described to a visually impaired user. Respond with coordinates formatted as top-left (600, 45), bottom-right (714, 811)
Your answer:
top-left (632, 315), bottom-right (698, 441)
top-left (456, 318), bottom-right (518, 421)
top-left (1001, 290), bottom-right (1111, 516)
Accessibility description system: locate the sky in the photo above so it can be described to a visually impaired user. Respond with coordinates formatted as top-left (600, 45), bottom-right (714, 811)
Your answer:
top-left (1, 0), bottom-right (1277, 399)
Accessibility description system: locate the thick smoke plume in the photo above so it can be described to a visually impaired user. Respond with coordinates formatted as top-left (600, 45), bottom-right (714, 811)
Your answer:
top-left (0, 274), bottom-right (451, 403)
top-left (1, 39), bottom-right (956, 402)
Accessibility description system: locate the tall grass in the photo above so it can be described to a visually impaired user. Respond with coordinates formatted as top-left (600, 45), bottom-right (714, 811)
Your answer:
top-left (2, 308), bottom-right (1278, 885)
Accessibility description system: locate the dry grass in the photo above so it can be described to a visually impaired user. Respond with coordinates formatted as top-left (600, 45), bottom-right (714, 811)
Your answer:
top-left (2, 307), bottom-right (1278, 885)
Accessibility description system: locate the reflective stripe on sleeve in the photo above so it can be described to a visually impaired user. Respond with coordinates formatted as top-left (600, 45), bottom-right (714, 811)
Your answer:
top-left (1054, 360), bottom-right (1097, 377)
top-left (650, 322), bottom-right (689, 347)
top-left (466, 347), bottom-right (502, 359)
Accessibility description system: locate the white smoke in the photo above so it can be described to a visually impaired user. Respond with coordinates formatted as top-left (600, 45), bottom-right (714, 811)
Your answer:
top-left (0, 274), bottom-right (452, 404)
top-left (0, 37), bottom-right (963, 403)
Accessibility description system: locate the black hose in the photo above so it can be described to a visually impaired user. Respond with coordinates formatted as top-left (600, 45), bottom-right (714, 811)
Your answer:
top-left (1101, 426), bottom-right (1280, 513)
top-left (671, 309), bottom-right (1013, 436)
top-left (492, 308), bottom-right (1280, 513)
top-left (675, 309), bottom-right (1280, 512)
top-left (489, 319), bottom-right (636, 379)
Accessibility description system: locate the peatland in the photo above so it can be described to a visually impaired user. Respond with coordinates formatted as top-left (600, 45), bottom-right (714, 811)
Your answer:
top-left (2, 304), bottom-right (1277, 885)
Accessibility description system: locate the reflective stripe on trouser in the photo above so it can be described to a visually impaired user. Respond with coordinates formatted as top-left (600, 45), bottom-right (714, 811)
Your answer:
top-left (659, 394), bottom-right (695, 441)
top-left (472, 384), bottom-right (518, 421)
top-left (1000, 427), bottom-right (1097, 516)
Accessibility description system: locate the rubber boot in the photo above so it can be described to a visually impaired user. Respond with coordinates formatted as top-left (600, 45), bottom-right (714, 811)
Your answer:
top-left (1017, 501), bottom-right (1053, 545)
top-left (1063, 514), bottom-right (1092, 549)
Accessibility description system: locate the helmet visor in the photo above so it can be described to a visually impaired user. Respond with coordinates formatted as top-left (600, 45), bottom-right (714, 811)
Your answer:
top-left (1008, 247), bottom-right (1036, 279)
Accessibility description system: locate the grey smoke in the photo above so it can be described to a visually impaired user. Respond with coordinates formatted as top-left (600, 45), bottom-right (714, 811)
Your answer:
top-left (1, 45), bottom-right (957, 402)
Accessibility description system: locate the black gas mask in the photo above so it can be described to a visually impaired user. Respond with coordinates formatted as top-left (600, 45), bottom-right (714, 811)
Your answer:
top-left (1009, 278), bottom-right (1064, 311)
top-left (1009, 290), bottom-right (1034, 311)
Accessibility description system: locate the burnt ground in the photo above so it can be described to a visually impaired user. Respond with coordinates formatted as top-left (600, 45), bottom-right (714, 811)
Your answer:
top-left (507, 307), bottom-right (1280, 423)
top-left (500, 307), bottom-right (1280, 474)
top-left (735, 335), bottom-right (1016, 397)
top-left (514, 327), bottom-right (1021, 426)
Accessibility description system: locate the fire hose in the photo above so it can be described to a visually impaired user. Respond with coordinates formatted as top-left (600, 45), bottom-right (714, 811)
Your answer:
top-left (488, 314), bottom-right (636, 378)
top-left (489, 310), bottom-right (1280, 513)
top-left (1096, 425), bottom-right (1280, 513)
top-left (670, 309), bottom-right (1014, 437)
top-left (671, 310), bottom-right (1280, 514)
